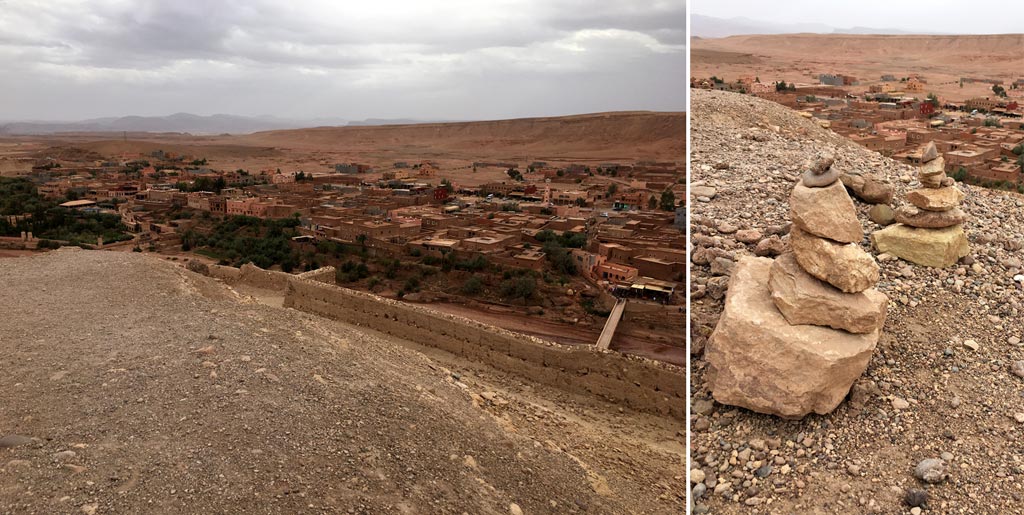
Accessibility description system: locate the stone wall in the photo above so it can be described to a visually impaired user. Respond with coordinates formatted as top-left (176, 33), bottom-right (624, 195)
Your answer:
top-left (283, 275), bottom-right (684, 419)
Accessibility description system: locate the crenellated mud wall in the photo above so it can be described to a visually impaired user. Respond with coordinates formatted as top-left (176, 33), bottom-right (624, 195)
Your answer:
top-left (282, 275), bottom-right (684, 419)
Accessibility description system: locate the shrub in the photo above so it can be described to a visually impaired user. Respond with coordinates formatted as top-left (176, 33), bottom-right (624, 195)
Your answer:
top-left (461, 276), bottom-right (483, 295)
top-left (500, 275), bottom-right (536, 302)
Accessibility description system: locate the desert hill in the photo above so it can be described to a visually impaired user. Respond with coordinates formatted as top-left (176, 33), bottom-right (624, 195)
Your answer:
top-left (0, 249), bottom-right (682, 513)
top-left (689, 89), bottom-right (1024, 513)
top-left (4, 111), bottom-right (685, 171)
top-left (238, 111), bottom-right (686, 161)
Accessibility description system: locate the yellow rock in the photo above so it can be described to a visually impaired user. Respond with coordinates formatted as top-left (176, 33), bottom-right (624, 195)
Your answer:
top-left (870, 224), bottom-right (969, 268)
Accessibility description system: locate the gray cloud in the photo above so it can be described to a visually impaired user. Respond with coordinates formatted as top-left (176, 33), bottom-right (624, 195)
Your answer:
top-left (0, 0), bottom-right (686, 121)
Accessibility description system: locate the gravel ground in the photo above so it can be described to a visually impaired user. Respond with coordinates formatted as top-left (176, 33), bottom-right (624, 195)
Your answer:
top-left (689, 89), bottom-right (1024, 514)
top-left (0, 248), bottom-right (682, 514)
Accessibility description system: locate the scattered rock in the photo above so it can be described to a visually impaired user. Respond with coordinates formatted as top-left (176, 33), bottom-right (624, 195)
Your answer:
top-left (914, 458), bottom-right (948, 484)
top-left (868, 204), bottom-right (896, 226)
top-left (1011, 361), bottom-right (1024, 379)
top-left (842, 172), bottom-right (894, 204)
top-left (734, 229), bottom-right (763, 244)
top-left (0, 435), bottom-right (33, 448)
top-left (691, 468), bottom-right (706, 484)
top-left (692, 186), bottom-right (718, 200)
top-left (753, 235), bottom-right (787, 257)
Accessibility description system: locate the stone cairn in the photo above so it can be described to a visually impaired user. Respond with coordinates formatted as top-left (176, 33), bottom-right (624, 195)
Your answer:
top-left (871, 141), bottom-right (969, 268)
top-left (704, 157), bottom-right (888, 419)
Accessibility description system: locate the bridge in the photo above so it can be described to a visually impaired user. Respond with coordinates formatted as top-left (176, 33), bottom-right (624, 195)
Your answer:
top-left (595, 298), bottom-right (627, 351)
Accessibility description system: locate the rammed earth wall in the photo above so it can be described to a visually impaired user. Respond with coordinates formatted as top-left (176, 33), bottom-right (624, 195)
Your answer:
top-left (219, 264), bottom-right (683, 419)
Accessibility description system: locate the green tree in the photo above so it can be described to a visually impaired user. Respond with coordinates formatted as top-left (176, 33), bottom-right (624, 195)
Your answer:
top-left (500, 275), bottom-right (536, 303)
top-left (647, 195), bottom-right (658, 210)
top-left (659, 190), bottom-right (676, 211)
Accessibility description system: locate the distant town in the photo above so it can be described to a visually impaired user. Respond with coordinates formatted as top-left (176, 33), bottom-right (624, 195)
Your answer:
top-left (692, 73), bottom-right (1024, 191)
top-left (0, 145), bottom-right (684, 363)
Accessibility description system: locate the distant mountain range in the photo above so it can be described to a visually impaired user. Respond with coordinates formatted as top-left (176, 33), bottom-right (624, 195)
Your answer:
top-left (692, 14), bottom-right (921, 38)
top-left (0, 113), bottom-right (462, 135)
top-left (345, 118), bottom-right (462, 127)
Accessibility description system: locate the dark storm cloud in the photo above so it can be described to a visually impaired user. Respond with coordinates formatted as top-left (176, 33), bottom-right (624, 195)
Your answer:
top-left (0, 0), bottom-right (686, 120)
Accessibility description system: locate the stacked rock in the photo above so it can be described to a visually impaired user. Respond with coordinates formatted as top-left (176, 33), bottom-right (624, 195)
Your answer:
top-left (871, 142), bottom-right (970, 268)
top-left (705, 157), bottom-right (888, 419)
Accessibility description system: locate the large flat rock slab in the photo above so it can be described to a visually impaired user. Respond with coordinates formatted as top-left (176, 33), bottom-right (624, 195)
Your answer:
top-left (871, 223), bottom-right (969, 268)
top-left (769, 253), bottom-right (888, 334)
top-left (706, 257), bottom-right (879, 419)
top-left (907, 186), bottom-right (964, 211)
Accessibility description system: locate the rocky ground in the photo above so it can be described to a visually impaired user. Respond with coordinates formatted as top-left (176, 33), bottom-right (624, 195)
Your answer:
top-left (0, 248), bottom-right (683, 514)
top-left (690, 89), bottom-right (1024, 514)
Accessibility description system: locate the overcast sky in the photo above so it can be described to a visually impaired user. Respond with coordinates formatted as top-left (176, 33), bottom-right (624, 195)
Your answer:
top-left (692, 0), bottom-right (1024, 35)
top-left (0, 0), bottom-right (686, 121)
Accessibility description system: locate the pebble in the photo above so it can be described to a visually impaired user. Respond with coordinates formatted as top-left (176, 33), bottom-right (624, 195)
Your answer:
top-left (0, 435), bottom-right (33, 448)
top-left (892, 397), bottom-right (910, 410)
top-left (962, 339), bottom-right (979, 351)
top-left (509, 503), bottom-right (523, 515)
top-left (692, 483), bottom-right (707, 499)
top-left (1011, 361), bottom-right (1024, 379)
top-left (911, 507), bottom-right (922, 515)
top-left (904, 488), bottom-right (928, 507)
top-left (691, 468), bottom-right (706, 484)
top-left (914, 458), bottom-right (947, 484)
